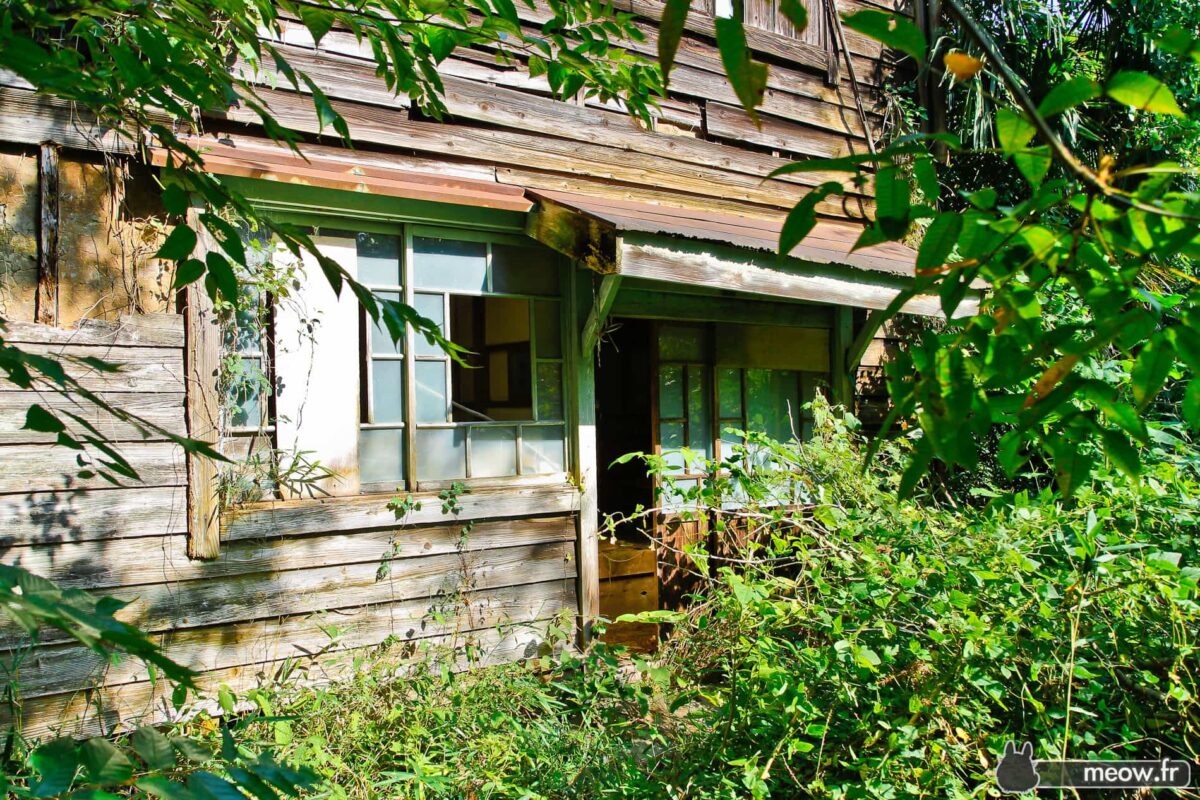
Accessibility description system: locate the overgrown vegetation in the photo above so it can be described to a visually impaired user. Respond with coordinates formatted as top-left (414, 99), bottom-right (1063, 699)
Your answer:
top-left (105, 400), bottom-right (1192, 800)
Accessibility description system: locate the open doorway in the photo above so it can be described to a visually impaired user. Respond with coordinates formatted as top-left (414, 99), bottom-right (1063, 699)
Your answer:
top-left (595, 317), bottom-right (654, 538)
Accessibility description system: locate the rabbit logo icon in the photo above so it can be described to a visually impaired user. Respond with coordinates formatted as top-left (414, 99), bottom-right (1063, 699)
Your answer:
top-left (996, 742), bottom-right (1039, 793)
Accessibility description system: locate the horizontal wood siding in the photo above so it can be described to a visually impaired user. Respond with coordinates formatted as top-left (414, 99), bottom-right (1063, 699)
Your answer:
top-left (0, 318), bottom-right (583, 739)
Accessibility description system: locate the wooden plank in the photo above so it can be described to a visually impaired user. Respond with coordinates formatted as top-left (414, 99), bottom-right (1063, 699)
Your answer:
top-left (273, 235), bottom-right (360, 498)
top-left (0, 87), bottom-right (134, 155)
top-left (222, 481), bottom-right (579, 540)
top-left (2, 314), bottom-right (185, 348)
top-left (8, 618), bottom-right (568, 740)
top-left (184, 213), bottom-right (223, 560)
top-left (705, 101), bottom-right (860, 159)
top-left (0, 442), bottom-right (185, 495)
top-left (7, 514), bottom-right (575, 591)
top-left (0, 344), bottom-right (184, 393)
top-left (35, 141), bottom-right (59, 326)
top-left (611, 288), bottom-right (833, 328)
top-left (0, 392), bottom-right (185, 445)
top-left (599, 539), bottom-right (657, 579)
top-left (598, 573), bottom-right (659, 652)
top-left (0, 539), bottom-right (576, 647)
top-left (8, 578), bottom-right (576, 700)
top-left (229, 88), bottom-right (857, 212)
top-left (526, 195), bottom-right (619, 273)
top-left (0, 486), bottom-right (188, 547)
top-left (830, 305), bottom-right (854, 404)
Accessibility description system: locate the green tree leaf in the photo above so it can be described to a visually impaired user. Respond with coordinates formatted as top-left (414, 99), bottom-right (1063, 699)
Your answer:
top-left (132, 726), bottom-right (176, 771)
top-left (79, 738), bottom-right (134, 786)
top-left (156, 225), bottom-right (197, 261)
top-left (1014, 145), bottom-right (1052, 187)
top-left (657, 0), bottom-right (693, 82)
top-left (1106, 71), bottom-right (1184, 116)
top-left (1100, 429), bottom-right (1141, 477)
top-left (995, 107), bottom-right (1036, 155)
top-left (780, 0), bottom-right (808, 33)
top-left (29, 738), bottom-right (79, 797)
top-left (714, 17), bottom-right (769, 118)
top-left (874, 166), bottom-right (911, 239)
top-left (1131, 337), bottom-right (1174, 409)
top-left (916, 213), bottom-right (962, 270)
top-left (842, 10), bottom-right (926, 63)
top-left (779, 182), bottom-right (845, 254)
top-left (1037, 76), bottom-right (1100, 117)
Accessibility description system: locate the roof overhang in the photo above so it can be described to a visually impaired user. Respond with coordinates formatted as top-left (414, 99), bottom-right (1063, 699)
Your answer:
top-left (527, 190), bottom-right (977, 318)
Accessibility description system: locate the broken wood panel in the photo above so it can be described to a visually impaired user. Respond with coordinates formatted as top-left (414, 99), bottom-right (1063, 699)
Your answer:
top-left (9, 578), bottom-right (576, 701)
top-left (8, 619), bottom-right (567, 740)
top-left (0, 442), bottom-right (186, 495)
top-left (222, 481), bottom-right (580, 540)
top-left (9, 514), bottom-right (576, 591)
top-left (2, 314), bottom-right (185, 348)
top-left (0, 391), bottom-right (185, 445)
top-left (0, 343), bottom-right (184, 393)
top-left (0, 539), bottom-right (577, 648)
top-left (0, 486), bottom-right (187, 547)
top-left (35, 141), bottom-right (59, 326)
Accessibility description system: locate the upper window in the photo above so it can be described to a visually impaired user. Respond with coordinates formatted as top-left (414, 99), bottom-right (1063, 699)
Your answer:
top-left (358, 229), bottom-right (567, 492)
top-left (706, 0), bottom-right (831, 47)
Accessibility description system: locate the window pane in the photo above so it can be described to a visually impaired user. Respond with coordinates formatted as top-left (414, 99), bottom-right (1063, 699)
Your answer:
top-left (360, 427), bottom-right (404, 485)
top-left (412, 236), bottom-right (486, 292)
top-left (659, 324), bottom-right (704, 362)
top-left (536, 362), bottom-right (563, 421)
top-left (522, 425), bottom-right (565, 474)
top-left (745, 369), bottom-right (800, 442)
top-left (659, 365), bottom-right (684, 418)
top-left (226, 302), bottom-right (262, 354)
top-left (472, 426), bottom-right (517, 478)
top-left (416, 427), bottom-right (466, 481)
top-left (415, 361), bottom-right (448, 423)
top-left (491, 244), bottom-right (560, 295)
top-left (687, 365), bottom-right (712, 459)
top-left (413, 292), bottom-right (445, 358)
top-left (228, 356), bottom-right (263, 429)
top-left (371, 360), bottom-right (405, 423)
top-left (357, 232), bottom-right (401, 286)
top-left (533, 300), bottom-right (562, 358)
top-left (718, 368), bottom-right (742, 418)
top-left (450, 295), bottom-right (532, 422)
top-left (371, 291), bottom-right (404, 356)
top-left (661, 478), bottom-right (698, 512)
top-left (658, 421), bottom-right (685, 472)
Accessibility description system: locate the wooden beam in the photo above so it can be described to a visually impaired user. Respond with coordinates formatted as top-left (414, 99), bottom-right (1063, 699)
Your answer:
top-left (830, 306), bottom-right (854, 405)
top-left (580, 274), bottom-right (622, 357)
top-left (526, 194), bottom-right (620, 274)
top-left (184, 207), bottom-right (222, 560)
top-left (611, 287), bottom-right (833, 328)
top-left (35, 141), bottom-right (59, 326)
top-left (846, 308), bottom-right (886, 379)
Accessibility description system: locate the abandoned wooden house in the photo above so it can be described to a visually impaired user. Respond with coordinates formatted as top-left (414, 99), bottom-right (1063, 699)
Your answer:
top-left (0, 0), bottom-right (953, 737)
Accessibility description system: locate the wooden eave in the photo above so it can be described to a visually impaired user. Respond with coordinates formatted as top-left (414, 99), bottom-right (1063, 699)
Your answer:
top-left (525, 190), bottom-right (974, 318)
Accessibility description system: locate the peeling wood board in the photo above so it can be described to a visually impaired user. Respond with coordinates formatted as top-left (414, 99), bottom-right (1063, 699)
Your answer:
top-left (0, 486), bottom-right (188, 547)
top-left (2, 314), bottom-right (185, 348)
top-left (0, 442), bottom-right (186, 495)
top-left (0, 391), bottom-right (185, 445)
top-left (0, 343), bottom-right (184, 393)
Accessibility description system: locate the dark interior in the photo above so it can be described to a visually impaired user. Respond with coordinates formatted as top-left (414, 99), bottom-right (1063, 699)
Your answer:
top-left (595, 317), bottom-right (655, 541)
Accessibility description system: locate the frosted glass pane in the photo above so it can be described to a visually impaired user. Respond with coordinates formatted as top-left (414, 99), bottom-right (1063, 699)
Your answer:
top-left (746, 369), bottom-right (800, 442)
top-left (536, 362), bottom-right (563, 420)
top-left (415, 361), bottom-right (448, 423)
top-left (371, 291), bottom-right (403, 356)
top-left (659, 324), bottom-right (704, 362)
top-left (412, 237), bottom-right (486, 291)
top-left (658, 421), bottom-right (685, 472)
top-left (533, 300), bottom-right (562, 358)
top-left (687, 366), bottom-right (712, 458)
top-left (414, 292), bottom-right (446, 357)
top-left (360, 428), bottom-right (404, 485)
top-left (659, 365), bottom-right (683, 418)
top-left (718, 368), bottom-right (742, 418)
top-left (492, 244), bottom-right (560, 295)
top-left (357, 232), bottom-right (401, 286)
top-left (416, 428), bottom-right (466, 481)
top-left (371, 360), bottom-right (405, 423)
top-left (522, 425), bottom-right (565, 474)
top-left (472, 426), bottom-right (517, 478)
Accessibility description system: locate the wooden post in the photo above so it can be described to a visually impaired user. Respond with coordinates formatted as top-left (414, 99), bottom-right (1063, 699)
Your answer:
top-left (35, 141), bottom-right (60, 326)
top-left (830, 305), bottom-right (854, 407)
top-left (184, 207), bottom-right (222, 559)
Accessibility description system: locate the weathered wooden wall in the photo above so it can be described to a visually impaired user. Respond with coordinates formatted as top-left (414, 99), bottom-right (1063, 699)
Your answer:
top-left (0, 316), bottom-right (580, 740)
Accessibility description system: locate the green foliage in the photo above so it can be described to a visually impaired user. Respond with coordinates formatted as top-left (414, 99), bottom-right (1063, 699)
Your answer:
top-left (218, 403), bottom-right (1200, 799)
